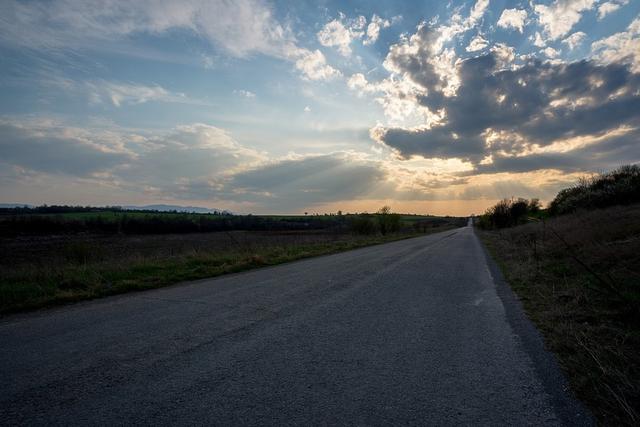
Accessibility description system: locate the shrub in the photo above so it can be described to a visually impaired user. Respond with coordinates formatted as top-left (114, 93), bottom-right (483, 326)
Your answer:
top-left (479, 198), bottom-right (539, 229)
top-left (549, 164), bottom-right (640, 215)
top-left (349, 215), bottom-right (376, 235)
top-left (376, 206), bottom-right (401, 235)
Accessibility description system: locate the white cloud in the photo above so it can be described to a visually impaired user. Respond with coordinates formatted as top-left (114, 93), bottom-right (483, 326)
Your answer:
top-left (0, 0), bottom-right (343, 82)
top-left (497, 9), bottom-right (527, 33)
top-left (318, 19), bottom-right (356, 56)
top-left (303, 106), bottom-right (311, 112)
top-left (534, 0), bottom-right (597, 40)
top-left (466, 35), bottom-right (489, 52)
top-left (425, 0), bottom-right (491, 54)
top-left (591, 17), bottom-right (640, 72)
top-left (234, 90), bottom-right (256, 98)
top-left (317, 14), bottom-right (369, 56)
top-left (294, 49), bottom-right (342, 81)
top-left (364, 14), bottom-right (391, 45)
top-left (597, 1), bottom-right (629, 20)
top-left (562, 31), bottom-right (587, 49)
top-left (468, 0), bottom-right (491, 26)
top-left (347, 73), bottom-right (370, 92)
top-left (84, 81), bottom-right (188, 107)
top-left (541, 47), bottom-right (561, 58)
top-left (491, 43), bottom-right (516, 68)
top-left (0, 0), bottom-right (297, 58)
top-left (531, 32), bottom-right (546, 47)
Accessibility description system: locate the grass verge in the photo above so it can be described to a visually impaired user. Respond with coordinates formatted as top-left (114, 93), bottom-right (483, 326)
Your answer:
top-left (477, 204), bottom-right (640, 426)
top-left (0, 230), bottom-right (446, 315)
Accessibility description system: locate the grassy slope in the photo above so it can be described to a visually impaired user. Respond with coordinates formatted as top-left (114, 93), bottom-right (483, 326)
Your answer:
top-left (0, 227), bottom-right (455, 315)
top-left (478, 204), bottom-right (640, 425)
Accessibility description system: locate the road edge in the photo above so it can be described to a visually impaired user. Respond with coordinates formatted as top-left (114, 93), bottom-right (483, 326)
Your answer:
top-left (474, 226), bottom-right (594, 426)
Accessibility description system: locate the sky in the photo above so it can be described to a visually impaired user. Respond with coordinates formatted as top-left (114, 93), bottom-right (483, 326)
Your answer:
top-left (0, 0), bottom-right (639, 215)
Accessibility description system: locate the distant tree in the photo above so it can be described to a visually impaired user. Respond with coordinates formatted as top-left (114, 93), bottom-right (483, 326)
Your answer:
top-left (376, 205), bottom-right (401, 235)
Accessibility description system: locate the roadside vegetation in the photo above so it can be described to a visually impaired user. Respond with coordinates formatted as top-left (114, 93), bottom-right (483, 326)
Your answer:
top-left (0, 207), bottom-right (465, 314)
top-left (477, 164), bottom-right (640, 425)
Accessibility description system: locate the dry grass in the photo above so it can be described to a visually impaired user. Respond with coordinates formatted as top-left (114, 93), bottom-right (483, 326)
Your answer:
top-left (0, 226), bottom-right (457, 314)
top-left (478, 204), bottom-right (640, 426)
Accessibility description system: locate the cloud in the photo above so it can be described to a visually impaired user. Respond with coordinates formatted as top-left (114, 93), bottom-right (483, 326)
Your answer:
top-left (466, 35), bottom-right (489, 52)
top-left (0, 119), bottom-right (265, 184)
top-left (0, 0), bottom-right (292, 57)
top-left (85, 81), bottom-right (188, 107)
top-left (369, 40), bottom-right (640, 173)
top-left (317, 13), bottom-right (394, 54)
top-left (118, 124), bottom-right (266, 194)
top-left (221, 153), bottom-right (390, 210)
top-left (0, 120), bottom-right (403, 211)
top-left (541, 47), bottom-right (561, 58)
top-left (497, 9), bottom-right (527, 33)
top-left (534, 0), bottom-right (597, 41)
top-left (597, 1), bottom-right (629, 20)
top-left (531, 32), bottom-right (546, 47)
top-left (317, 16), bottom-right (364, 57)
top-left (469, 0), bottom-right (491, 25)
top-left (364, 15), bottom-right (391, 45)
top-left (591, 17), bottom-right (640, 72)
top-left (0, 119), bottom-right (131, 175)
top-left (0, 0), bottom-right (342, 82)
top-left (562, 32), bottom-right (586, 50)
top-left (234, 89), bottom-right (256, 98)
top-left (294, 49), bottom-right (342, 80)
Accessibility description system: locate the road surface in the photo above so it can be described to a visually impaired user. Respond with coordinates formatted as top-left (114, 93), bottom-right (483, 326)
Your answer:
top-left (0, 224), bottom-right (591, 425)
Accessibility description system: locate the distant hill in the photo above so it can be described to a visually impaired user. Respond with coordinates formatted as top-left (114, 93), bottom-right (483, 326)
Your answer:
top-left (123, 204), bottom-right (228, 214)
top-left (0, 203), bottom-right (228, 214)
top-left (0, 203), bottom-right (34, 209)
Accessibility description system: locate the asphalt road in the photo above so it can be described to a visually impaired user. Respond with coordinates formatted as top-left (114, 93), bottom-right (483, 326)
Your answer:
top-left (0, 224), bottom-right (591, 426)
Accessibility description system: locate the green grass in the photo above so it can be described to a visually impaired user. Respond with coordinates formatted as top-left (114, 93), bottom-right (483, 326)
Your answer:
top-left (0, 231), bottom-right (444, 315)
top-left (477, 204), bottom-right (640, 426)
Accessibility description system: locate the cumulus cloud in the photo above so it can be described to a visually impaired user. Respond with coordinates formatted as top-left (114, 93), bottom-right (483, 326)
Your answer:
top-left (370, 38), bottom-right (640, 174)
top-left (364, 15), bottom-right (391, 45)
top-left (497, 9), bottom-right (527, 33)
top-left (597, 0), bottom-right (629, 20)
top-left (541, 47), bottom-right (561, 58)
top-left (317, 13), bottom-right (394, 54)
top-left (531, 32), bottom-right (547, 47)
top-left (591, 17), bottom-right (640, 72)
top-left (294, 49), bottom-right (342, 80)
top-left (317, 15), bottom-right (364, 57)
top-left (466, 35), bottom-right (489, 52)
top-left (534, 0), bottom-right (597, 41)
top-left (562, 32), bottom-right (587, 49)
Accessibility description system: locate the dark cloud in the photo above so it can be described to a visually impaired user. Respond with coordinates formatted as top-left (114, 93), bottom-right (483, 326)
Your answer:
top-left (473, 129), bottom-right (640, 175)
top-left (375, 37), bottom-right (640, 171)
top-left (222, 154), bottom-right (391, 211)
top-left (0, 123), bottom-right (129, 175)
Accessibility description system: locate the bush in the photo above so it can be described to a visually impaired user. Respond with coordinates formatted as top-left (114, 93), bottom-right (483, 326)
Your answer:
top-left (549, 164), bottom-right (640, 215)
top-left (349, 215), bottom-right (376, 235)
top-left (479, 198), bottom-right (539, 229)
top-left (376, 206), bottom-right (401, 235)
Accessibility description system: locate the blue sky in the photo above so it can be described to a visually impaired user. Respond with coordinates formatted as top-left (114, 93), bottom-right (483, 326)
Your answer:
top-left (0, 0), bottom-right (639, 215)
